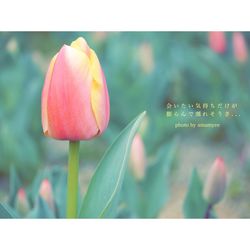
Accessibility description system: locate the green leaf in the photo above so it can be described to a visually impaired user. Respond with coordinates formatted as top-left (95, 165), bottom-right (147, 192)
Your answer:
top-left (53, 170), bottom-right (67, 218)
top-left (8, 166), bottom-right (22, 207)
top-left (121, 169), bottom-right (142, 217)
top-left (28, 197), bottom-right (54, 218)
top-left (142, 139), bottom-right (178, 218)
top-left (0, 203), bottom-right (18, 218)
top-left (79, 111), bottom-right (146, 218)
top-left (28, 170), bottom-right (46, 205)
top-left (183, 168), bottom-right (208, 218)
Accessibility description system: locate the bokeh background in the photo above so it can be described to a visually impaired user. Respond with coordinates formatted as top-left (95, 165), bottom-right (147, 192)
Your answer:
top-left (1, 32), bottom-right (250, 218)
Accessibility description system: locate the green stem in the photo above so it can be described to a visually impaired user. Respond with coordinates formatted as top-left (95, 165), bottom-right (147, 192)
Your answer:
top-left (66, 141), bottom-right (80, 218)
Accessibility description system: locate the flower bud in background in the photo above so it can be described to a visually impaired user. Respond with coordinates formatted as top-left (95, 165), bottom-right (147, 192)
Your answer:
top-left (233, 32), bottom-right (248, 63)
top-left (129, 134), bottom-right (146, 181)
top-left (203, 157), bottom-right (227, 205)
top-left (208, 32), bottom-right (226, 54)
top-left (39, 179), bottom-right (54, 210)
top-left (6, 37), bottom-right (18, 54)
top-left (138, 42), bottom-right (155, 74)
top-left (92, 32), bottom-right (108, 44)
top-left (15, 188), bottom-right (30, 216)
top-left (42, 37), bottom-right (110, 141)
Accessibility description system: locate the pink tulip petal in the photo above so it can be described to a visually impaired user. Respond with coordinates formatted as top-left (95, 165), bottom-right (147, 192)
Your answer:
top-left (42, 54), bottom-right (58, 136)
top-left (90, 49), bottom-right (110, 134)
top-left (70, 37), bottom-right (91, 57)
top-left (47, 45), bottom-right (99, 140)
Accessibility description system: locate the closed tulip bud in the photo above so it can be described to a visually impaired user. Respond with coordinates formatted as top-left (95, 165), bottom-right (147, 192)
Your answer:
top-left (209, 32), bottom-right (226, 54)
top-left (15, 188), bottom-right (30, 216)
top-left (138, 43), bottom-right (154, 74)
top-left (6, 38), bottom-right (18, 54)
top-left (233, 32), bottom-right (248, 63)
top-left (203, 157), bottom-right (227, 205)
top-left (129, 134), bottom-right (146, 181)
top-left (39, 179), bottom-right (54, 210)
top-left (42, 37), bottom-right (110, 141)
top-left (92, 32), bottom-right (108, 44)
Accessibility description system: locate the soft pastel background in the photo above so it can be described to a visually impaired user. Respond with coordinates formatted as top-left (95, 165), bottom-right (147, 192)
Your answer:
top-left (0, 32), bottom-right (250, 218)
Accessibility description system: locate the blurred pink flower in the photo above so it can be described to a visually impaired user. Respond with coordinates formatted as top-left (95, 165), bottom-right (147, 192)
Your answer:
top-left (233, 32), bottom-right (248, 63)
top-left (39, 179), bottom-right (54, 210)
top-left (15, 188), bottom-right (30, 216)
top-left (203, 157), bottom-right (227, 205)
top-left (209, 32), bottom-right (226, 54)
top-left (130, 134), bottom-right (146, 181)
top-left (92, 32), bottom-right (108, 44)
top-left (138, 43), bottom-right (155, 74)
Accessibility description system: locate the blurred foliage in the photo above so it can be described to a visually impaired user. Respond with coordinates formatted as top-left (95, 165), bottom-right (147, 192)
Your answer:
top-left (183, 168), bottom-right (209, 218)
top-left (183, 168), bottom-right (217, 218)
top-left (121, 138), bottom-right (178, 218)
top-left (0, 112), bottom-right (146, 218)
top-left (0, 33), bottom-right (43, 179)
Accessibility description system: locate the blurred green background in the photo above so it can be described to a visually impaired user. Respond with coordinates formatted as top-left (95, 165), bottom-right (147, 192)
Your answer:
top-left (1, 32), bottom-right (250, 217)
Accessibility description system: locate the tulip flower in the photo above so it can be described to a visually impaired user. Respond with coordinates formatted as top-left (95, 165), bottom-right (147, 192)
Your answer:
top-left (41, 37), bottom-right (110, 218)
top-left (15, 188), bottom-right (30, 216)
top-left (233, 32), bottom-right (248, 63)
top-left (130, 134), bottom-right (146, 180)
top-left (41, 37), bottom-right (110, 141)
top-left (208, 32), bottom-right (226, 54)
top-left (203, 157), bottom-right (227, 206)
top-left (39, 179), bottom-right (54, 210)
